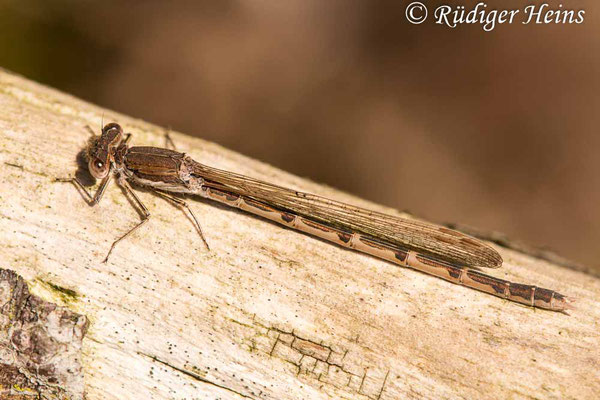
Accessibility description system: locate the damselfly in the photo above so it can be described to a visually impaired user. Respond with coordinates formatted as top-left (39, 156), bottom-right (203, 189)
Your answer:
top-left (58, 123), bottom-right (571, 312)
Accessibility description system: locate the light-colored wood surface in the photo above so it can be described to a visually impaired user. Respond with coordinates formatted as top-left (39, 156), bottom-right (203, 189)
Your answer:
top-left (0, 70), bottom-right (598, 400)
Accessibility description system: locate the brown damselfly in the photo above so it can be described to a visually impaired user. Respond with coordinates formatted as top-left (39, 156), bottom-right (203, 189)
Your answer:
top-left (58, 123), bottom-right (571, 312)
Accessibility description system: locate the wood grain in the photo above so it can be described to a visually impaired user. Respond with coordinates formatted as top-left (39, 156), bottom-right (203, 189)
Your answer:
top-left (0, 70), bottom-right (598, 399)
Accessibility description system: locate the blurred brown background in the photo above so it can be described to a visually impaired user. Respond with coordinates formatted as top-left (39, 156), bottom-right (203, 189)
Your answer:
top-left (1, 0), bottom-right (597, 271)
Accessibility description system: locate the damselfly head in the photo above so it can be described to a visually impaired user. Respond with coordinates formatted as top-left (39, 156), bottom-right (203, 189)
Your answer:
top-left (85, 123), bottom-right (124, 179)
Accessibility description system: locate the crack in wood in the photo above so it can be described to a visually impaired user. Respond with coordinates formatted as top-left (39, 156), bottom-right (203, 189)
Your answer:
top-left (358, 367), bottom-right (368, 394)
top-left (140, 353), bottom-right (254, 399)
top-left (377, 370), bottom-right (390, 400)
top-left (249, 320), bottom-right (391, 399)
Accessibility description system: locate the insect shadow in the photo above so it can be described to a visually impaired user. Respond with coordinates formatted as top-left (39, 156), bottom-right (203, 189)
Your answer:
top-left (72, 148), bottom-right (95, 187)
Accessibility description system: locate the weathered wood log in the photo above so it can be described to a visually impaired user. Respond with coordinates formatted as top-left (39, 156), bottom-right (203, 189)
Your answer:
top-left (0, 70), bottom-right (598, 399)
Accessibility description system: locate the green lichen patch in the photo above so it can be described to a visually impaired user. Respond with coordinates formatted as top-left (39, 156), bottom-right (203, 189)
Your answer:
top-left (38, 279), bottom-right (79, 303)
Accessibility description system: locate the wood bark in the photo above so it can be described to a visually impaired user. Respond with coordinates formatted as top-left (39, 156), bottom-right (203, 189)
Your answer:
top-left (0, 70), bottom-right (598, 400)
top-left (0, 268), bottom-right (88, 399)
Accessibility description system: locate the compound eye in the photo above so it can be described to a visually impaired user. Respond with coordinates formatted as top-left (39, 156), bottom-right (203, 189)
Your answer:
top-left (102, 123), bottom-right (124, 146)
top-left (89, 157), bottom-right (109, 179)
